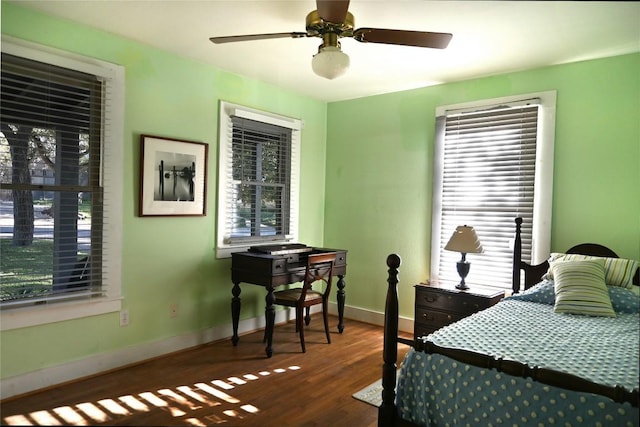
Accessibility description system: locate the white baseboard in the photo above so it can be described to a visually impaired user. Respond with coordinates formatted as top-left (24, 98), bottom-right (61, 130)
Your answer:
top-left (1, 308), bottom-right (289, 399)
top-left (327, 301), bottom-right (414, 334)
top-left (1, 304), bottom-right (414, 399)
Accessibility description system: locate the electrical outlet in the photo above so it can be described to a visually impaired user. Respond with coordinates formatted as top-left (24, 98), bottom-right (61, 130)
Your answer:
top-left (170, 304), bottom-right (178, 318)
top-left (120, 309), bottom-right (129, 326)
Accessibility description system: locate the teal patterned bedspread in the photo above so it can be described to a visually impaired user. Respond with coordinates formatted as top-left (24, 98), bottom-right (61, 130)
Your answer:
top-left (396, 286), bottom-right (639, 427)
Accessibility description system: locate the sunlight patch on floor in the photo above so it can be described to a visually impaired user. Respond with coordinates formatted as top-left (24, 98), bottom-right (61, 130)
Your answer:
top-left (195, 383), bottom-right (240, 404)
top-left (52, 406), bottom-right (88, 425)
top-left (118, 395), bottom-right (150, 412)
top-left (28, 411), bottom-right (60, 426)
top-left (177, 385), bottom-right (215, 405)
top-left (2, 365), bottom-right (302, 426)
top-left (240, 404), bottom-right (259, 413)
top-left (97, 399), bottom-right (131, 417)
top-left (138, 391), bottom-right (168, 408)
top-left (185, 417), bottom-right (207, 426)
top-left (211, 379), bottom-right (234, 390)
top-left (227, 376), bottom-right (246, 385)
top-left (75, 402), bottom-right (109, 423)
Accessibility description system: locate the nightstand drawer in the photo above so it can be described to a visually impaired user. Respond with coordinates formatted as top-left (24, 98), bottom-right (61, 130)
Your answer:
top-left (415, 306), bottom-right (464, 328)
top-left (415, 289), bottom-right (490, 314)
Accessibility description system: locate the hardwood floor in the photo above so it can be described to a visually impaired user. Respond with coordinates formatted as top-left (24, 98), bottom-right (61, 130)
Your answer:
top-left (1, 315), bottom-right (410, 427)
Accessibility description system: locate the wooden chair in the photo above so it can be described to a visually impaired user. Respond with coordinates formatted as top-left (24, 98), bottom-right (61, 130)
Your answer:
top-left (271, 252), bottom-right (336, 353)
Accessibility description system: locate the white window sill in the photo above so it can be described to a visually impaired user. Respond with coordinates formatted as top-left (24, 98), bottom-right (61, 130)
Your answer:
top-left (1, 297), bottom-right (122, 331)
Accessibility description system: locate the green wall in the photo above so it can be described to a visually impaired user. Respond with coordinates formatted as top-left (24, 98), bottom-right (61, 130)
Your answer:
top-left (2, 2), bottom-right (639, 387)
top-left (1, 3), bottom-right (327, 379)
top-left (325, 53), bottom-right (640, 318)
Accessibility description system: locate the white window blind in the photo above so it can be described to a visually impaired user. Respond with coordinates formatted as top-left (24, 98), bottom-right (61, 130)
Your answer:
top-left (216, 101), bottom-right (301, 258)
top-left (0, 37), bottom-right (123, 327)
top-left (229, 116), bottom-right (291, 241)
top-left (431, 93), bottom-right (555, 289)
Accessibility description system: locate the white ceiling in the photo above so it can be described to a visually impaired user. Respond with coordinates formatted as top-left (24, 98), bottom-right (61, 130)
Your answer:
top-left (11, 0), bottom-right (640, 102)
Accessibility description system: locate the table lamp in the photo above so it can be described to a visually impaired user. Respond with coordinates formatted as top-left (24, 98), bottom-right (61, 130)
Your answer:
top-left (444, 225), bottom-right (483, 290)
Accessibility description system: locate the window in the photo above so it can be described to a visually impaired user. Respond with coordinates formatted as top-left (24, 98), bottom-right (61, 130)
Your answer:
top-left (216, 101), bottom-right (301, 258)
top-left (0, 37), bottom-right (124, 330)
top-left (431, 92), bottom-right (556, 289)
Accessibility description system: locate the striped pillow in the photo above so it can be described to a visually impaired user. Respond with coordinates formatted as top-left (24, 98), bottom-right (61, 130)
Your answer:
top-left (553, 259), bottom-right (615, 317)
top-left (546, 253), bottom-right (638, 289)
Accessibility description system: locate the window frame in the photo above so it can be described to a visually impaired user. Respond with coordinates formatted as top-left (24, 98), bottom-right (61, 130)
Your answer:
top-left (0, 36), bottom-right (124, 331)
top-left (430, 91), bottom-right (556, 289)
top-left (216, 101), bottom-right (301, 258)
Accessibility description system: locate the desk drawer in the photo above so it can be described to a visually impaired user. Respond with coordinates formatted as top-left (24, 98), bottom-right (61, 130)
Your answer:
top-left (311, 249), bottom-right (347, 267)
top-left (232, 253), bottom-right (302, 274)
top-left (334, 251), bottom-right (347, 267)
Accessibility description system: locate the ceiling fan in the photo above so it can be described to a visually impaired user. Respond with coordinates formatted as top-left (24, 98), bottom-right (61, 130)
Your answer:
top-left (209, 0), bottom-right (452, 80)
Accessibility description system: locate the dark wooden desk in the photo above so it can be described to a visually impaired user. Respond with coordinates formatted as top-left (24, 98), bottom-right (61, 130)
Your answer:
top-left (231, 247), bottom-right (347, 357)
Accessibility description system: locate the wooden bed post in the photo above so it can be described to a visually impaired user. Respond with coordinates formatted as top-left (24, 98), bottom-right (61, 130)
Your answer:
top-left (512, 217), bottom-right (523, 294)
top-left (379, 254), bottom-right (401, 427)
top-left (513, 217), bottom-right (552, 291)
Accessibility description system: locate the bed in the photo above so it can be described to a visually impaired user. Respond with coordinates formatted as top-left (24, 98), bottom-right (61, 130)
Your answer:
top-left (379, 217), bottom-right (640, 427)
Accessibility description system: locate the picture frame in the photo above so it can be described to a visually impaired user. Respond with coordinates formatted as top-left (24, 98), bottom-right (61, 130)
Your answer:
top-left (138, 135), bottom-right (208, 216)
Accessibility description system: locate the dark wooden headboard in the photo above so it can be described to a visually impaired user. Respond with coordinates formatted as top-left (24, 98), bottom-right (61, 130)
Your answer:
top-left (512, 217), bottom-right (639, 293)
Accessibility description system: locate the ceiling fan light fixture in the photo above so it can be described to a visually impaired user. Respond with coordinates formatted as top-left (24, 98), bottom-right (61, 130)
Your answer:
top-left (311, 45), bottom-right (350, 79)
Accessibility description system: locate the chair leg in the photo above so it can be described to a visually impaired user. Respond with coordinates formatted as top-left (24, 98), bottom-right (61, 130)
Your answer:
top-left (305, 306), bottom-right (311, 326)
top-left (296, 306), bottom-right (306, 353)
top-left (322, 300), bottom-right (331, 344)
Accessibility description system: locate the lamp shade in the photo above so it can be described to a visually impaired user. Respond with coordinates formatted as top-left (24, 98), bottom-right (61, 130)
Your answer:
top-left (444, 225), bottom-right (483, 254)
top-left (311, 45), bottom-right (350, 79)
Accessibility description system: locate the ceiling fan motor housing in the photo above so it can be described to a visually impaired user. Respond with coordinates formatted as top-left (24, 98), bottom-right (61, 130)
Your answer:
top-left (306, 10), bottom-right (355, 39)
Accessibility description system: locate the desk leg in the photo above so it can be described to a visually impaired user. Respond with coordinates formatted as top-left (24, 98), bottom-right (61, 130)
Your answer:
top-left (264, 286), bottom-right (275, 358)
top-left (231, 282), bottom-right (241, 346)
top-left (337, 274), bottom-right (346, 333)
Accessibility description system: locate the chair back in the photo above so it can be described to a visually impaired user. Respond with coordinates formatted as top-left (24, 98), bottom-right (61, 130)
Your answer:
top-left (300, 253), bottom-right (336, 300)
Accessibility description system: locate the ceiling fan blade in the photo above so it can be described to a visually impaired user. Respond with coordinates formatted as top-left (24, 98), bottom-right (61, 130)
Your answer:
top-left (210, 32), bottom-right (308, 44)
top-left (353, 28), bottom-right (452, 49)
top-left (316, 0), bottom-right (350, 24)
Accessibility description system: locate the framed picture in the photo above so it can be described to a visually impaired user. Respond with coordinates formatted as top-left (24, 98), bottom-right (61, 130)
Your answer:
top-left (139, 135), bottom-right (208, 216)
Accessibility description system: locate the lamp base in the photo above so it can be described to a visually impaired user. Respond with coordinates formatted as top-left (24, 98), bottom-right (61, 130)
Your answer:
top-left (455, 281), bottom-right (469, 291)
top-left (455, 258), bottom-right (471, 291)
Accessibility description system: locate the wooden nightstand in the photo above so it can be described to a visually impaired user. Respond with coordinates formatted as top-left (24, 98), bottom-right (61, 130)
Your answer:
top-left (414, 281), bottom-right (505, 340)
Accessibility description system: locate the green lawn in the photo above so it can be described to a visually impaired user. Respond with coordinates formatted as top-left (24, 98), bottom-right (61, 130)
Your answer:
top-left (0, 238), bottom-right (54, 300)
